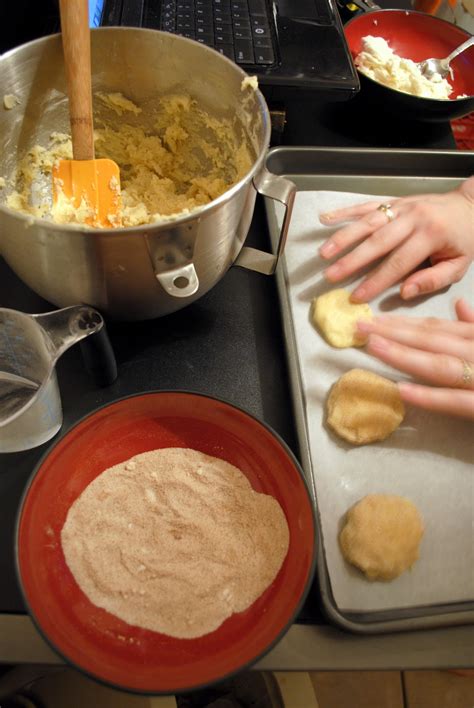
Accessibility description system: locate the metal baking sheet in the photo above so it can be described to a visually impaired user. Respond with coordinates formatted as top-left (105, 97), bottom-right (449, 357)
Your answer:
top-left (263, 147), bottom-right (474, 634)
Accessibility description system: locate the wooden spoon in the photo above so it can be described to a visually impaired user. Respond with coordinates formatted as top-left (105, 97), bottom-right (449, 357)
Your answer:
top-left (52, 0), bottom-right (121, 227)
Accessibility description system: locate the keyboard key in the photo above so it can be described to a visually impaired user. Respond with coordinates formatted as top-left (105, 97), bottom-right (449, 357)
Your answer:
top-left (216, 44), bottom-right (235, 60)
top-left (234, 39), bottom-right (254, 63)
top-left (233, 18), bottom-right (251, 29)
top-left (254, 35), bottom-right (272, 48)
top-left (234, 28), bottom-right (251, 39)
top-left (196, 35), bottom-right (215, 46)
top-left (252, 25), bottom-right (271, 39)
top-left (196, 27), bottom-right (214, 39)
top-left (231, 10), bottom-right (248, 20)
top-left (248, 0), bottom-right (267, 12)
top-left (215, 29), bottom-right (233, 42)
top-left (214, 15), bottom-right (232, 27)
top-left (214, 7), bottom-right (232, 21)
top-left (162, 19), bottom-right (176, 31)
top-left (214, 19), bottom-right (232, 27)
top-left (251, 16), bottom-right (269, 27)
top-left (196, 7), bottom-right (213, 18)
top-left (255, 46), bottom-right (274, 64)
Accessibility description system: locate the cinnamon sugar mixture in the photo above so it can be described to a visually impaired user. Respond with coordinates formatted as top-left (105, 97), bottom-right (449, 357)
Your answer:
top-left (61, 447), bottom-right (290, 639)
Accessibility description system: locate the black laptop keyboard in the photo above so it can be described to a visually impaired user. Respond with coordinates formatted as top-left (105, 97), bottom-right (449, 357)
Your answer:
top-left (159, 0), bottom-right (276, 65)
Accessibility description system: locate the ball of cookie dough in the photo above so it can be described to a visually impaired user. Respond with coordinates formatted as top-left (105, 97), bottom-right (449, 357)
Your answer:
top-left (326, 368), bottom-right (405, 445)
top-left (339, 494), bottom-right (424, 581)
top-left (312, 288), bottom-right (372, 348)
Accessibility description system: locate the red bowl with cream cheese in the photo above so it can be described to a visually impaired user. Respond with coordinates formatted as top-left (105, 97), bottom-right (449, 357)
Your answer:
top-left (16, 391), bottom-right (316, 695)
top-left (344, 9), bottom-right (474, 121)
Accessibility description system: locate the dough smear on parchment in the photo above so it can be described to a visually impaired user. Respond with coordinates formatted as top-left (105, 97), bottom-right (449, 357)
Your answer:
top-left (339, 493), bottom-right (424, 581)
top-left (61, 447), bottom-right (290, 639)
top-left (326, 368), bottom-right (405, 445)
top-left (312, 288), bottom-right (373, 348)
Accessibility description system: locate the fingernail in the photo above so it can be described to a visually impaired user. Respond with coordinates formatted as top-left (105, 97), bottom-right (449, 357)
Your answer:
top-left (402, 283), bottom-right (419, 299)
top-left (320, 212), bottom-right (335, 222)
top-left (368, 333), bottom-right (388, 353)
top-left (319, 241), bottom-right (337, 258)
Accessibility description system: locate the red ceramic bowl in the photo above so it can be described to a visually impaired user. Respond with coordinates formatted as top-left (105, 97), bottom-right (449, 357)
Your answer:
top-left (345, 10), bottom-right (474, 122)
top-left (16, 392), bottom-right (316, 695)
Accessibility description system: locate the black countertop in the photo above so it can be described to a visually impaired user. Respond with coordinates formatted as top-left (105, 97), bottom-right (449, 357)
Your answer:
top-left (0, 1), bottom-right (458, 625)
top-left (281, 94), bottom-right (457, 150)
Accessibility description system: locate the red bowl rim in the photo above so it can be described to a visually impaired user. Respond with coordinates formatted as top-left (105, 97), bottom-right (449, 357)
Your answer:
top-left (15, 389), bottom-right (318, 695)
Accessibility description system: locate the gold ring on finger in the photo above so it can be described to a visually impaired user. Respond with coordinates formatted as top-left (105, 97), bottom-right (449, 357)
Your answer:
top-left (377, 203), bottom-right (395, 222)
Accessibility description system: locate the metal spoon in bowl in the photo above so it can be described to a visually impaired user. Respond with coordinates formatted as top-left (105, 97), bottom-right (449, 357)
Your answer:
top-left (418, 37), bottom-right (474, 80)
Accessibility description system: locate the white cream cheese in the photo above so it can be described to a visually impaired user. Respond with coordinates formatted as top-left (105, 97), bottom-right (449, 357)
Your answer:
top-left (356, 36), bottom-right (453, 100)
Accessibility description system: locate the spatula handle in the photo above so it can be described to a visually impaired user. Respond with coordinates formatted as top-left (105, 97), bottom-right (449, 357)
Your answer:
top-left (59, 0), bottom-right (95, 161)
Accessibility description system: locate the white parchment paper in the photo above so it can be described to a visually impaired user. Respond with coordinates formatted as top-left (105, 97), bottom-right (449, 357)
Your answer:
top-left (276, 190), bottom-right (474, 613)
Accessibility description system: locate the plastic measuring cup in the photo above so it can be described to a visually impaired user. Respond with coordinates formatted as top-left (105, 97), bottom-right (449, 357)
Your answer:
top-left (0, 305), bottom-right (116, 453)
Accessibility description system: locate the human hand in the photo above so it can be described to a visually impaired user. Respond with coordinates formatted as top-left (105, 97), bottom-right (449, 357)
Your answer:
top-left (356, 298), bottom-right (474, 420)
top-left (319, 176), bottom-right (474, 303)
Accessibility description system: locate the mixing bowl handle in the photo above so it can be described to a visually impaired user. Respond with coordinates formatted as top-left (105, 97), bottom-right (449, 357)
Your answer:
top-left (235, 168), bottom-right (296, 275)
top-left (145, 224), bottom-right (201, 299)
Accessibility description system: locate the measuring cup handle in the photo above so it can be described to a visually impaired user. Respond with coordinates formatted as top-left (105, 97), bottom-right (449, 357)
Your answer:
top-left (34, 305), bottom-right (118, 387)
top-left (80, 327), bottom-right (117, 387)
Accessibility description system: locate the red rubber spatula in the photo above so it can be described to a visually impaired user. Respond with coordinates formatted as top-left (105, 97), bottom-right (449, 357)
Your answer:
top-left (52, 0), bottom-right (121, 227)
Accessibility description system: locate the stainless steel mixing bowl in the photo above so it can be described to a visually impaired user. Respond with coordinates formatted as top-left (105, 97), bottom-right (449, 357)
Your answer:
top-left (0, 28), bottom-right (295, 320)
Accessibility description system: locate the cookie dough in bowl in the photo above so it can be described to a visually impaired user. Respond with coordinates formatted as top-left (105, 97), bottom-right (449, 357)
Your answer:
top-left (5, 91), bottom-right (255, 227)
